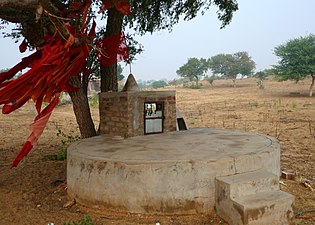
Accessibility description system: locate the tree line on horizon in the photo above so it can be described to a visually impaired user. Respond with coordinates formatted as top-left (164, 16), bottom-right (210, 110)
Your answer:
top-left (176, 51), bottom-right (256, 88)
top-left (174, 34), bottom-right (315, 96)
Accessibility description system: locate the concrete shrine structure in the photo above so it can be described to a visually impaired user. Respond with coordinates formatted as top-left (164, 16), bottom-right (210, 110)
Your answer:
top-left (67, 75), bottom-right (295, 225)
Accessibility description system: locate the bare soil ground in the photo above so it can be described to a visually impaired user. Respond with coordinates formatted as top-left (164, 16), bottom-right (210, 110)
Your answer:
top-left (0, 78), bottom-right (314, 225)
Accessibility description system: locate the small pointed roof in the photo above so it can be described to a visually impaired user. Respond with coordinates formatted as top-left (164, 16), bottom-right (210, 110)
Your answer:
top-left (121, 74), bottom-right (139, 92)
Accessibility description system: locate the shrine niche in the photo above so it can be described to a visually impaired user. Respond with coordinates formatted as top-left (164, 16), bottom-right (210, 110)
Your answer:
top-left (144, 102), bottom-right (164, 134)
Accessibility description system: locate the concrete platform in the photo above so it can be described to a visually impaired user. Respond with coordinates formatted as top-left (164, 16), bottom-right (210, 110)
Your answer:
top-left (67, 128), bottom-right (280, 215)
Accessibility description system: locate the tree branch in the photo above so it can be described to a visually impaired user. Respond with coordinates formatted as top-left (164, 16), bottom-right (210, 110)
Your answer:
top-left (0, 0), bottom-right (50, 23)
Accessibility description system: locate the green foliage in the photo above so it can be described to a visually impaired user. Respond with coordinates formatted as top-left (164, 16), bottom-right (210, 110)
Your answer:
top-left (208, 51), bottom-right (256, 80)
top-left (205, 75), bottom-right (220, 86)
top-left (64, 215), bottom-right (94, 225)
top-left (126, 0), bottom-right (238, 34)
top-left (183, 82), bottom-right (203, 89)
top-left (255, 71), bottom-right (266, 90)
top-left (207, 54), bottom-right (227, 75)
top-left (0, 68), bottom-right (9, 73)
top-left (57, 129), bottom-right (80, 146)
top-left (51, 129), bottom-right (80, 161)
top-left (151, 80), bottom-right (168, 89)
top-left (263, 68), bottom-right (276, 76)
top-left (233, 51), bottom-right (256, 77)
top-left (117, 64), bottom-right (125, 81)
top-left (89, 94), bottom-right (99, 107)
top-left (256, 80), bottom-right (264, 89)
top-left (177, 58), bottom-right (208, 87)
top-left (124, 34), bottom-right (144, 63)
top-left (254, 71), bottom-right (267, 80)
top-left (273, 34), bottom-right (315, 81)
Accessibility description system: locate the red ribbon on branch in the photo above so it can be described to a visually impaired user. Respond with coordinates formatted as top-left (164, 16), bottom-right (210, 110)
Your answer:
top-left (11, 93), bottom-right (60, 168)
top-left (99, 0), bottom-right (131, 15)
top-left (0, 0), bottom-right (129, 167)
top-left (0, 20), bottom-right (96, 168)
top-left (97, 32), bottom-right (129, 66)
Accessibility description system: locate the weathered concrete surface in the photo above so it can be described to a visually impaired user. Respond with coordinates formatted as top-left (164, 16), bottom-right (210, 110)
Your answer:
top-left (67, 128), bottom-right (281, 215)
top-left (216, 170), bottom-right (279, 200)
top-left (216, 170), bottom-right (295, 225)
top-left (233, 190), bottom-right (295, 225)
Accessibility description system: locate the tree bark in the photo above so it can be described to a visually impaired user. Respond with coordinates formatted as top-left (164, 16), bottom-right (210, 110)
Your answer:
top-left (310, 74), bottom-right (315, 97)
top-left (0, 0), bottom-right (41, 23)
top-left (232, 78), bottom-right (236, 88)
top-left (100, 8), bottom-right (124, 92)
top-left (68, 76), bottom-right (97, 139)
top-left (195, 77), bottom-right (199, 88)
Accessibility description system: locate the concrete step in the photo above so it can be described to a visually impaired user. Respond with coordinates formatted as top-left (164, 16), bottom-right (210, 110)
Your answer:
top-left (232, 190), bottom-right (295, 225)
top-left (215, 170), bottom-right (295, 225)
top-left (215, 170), bottom-right (279, 199)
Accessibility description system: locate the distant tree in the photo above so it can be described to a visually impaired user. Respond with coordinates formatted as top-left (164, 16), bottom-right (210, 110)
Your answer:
top-left (234, 51), bottom-right (256, 77)
top-left (151, 80), bottom-right (168, 89)
top-left (205, 75), bottom-right (219, 86)
top-left (254, 71), bottom-right (267, 80)
top-left (176, 58), bottom-right (208, 87)
top-left (273, 34), bottom-right (315, 96)
top-left (263, 68), bottom-right (275, 76)
top-left (209, 51), bottom-right (255, 87)
top-left (117, 64), bottom-right (125, 81)
top-left (168, 78), bottom-right (178, 86)
top-left (0, 68), bottom-right (8, 73)
top-left (254, 71), bottom-right (267, 89)
top-left (207, 54), bottom-right (227, 75)
top-left (0, 68), bottom-right (22, 79)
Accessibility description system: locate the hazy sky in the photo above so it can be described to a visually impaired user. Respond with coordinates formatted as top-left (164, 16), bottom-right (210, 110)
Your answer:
top-left (1, 0), bottom-right (315, 81)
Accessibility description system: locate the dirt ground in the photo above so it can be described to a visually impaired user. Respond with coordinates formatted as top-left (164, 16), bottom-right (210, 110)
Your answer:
top-left (0, 78), bottom-right (314, 225)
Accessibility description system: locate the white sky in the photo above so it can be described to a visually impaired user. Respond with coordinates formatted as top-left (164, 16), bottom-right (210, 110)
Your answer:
top-left (1, 0), bottom-right (315, 81)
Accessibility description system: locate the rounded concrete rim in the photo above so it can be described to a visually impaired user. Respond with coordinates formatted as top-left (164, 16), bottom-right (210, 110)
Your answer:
top-left (68, 128), bottom-right (279, 164)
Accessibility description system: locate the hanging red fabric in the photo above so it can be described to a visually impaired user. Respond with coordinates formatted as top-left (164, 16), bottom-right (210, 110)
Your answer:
top-left (0, 2), bottom-right (97, 167)
top-left (99, 0), bottom-right (131, 15)
top-left (19, 39), bottom-right (28, 53)
top-left (97, 32), bottom-right (129, 67)
top-left (11, 93), bottom-right (60, 168)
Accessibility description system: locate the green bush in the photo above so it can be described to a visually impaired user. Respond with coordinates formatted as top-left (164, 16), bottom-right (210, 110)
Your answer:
top-left (183, 83), bottom-right (202, 89)
top-left (256, 80), bottom-right (264, 89)
top-left (89, 94), bottom-right (99, 107)
top-left (46, 129), bottom-right (80, 161)
top-left (64, 215), bottom-right (94, 225)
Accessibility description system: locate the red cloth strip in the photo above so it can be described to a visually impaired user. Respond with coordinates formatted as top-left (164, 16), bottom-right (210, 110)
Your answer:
top-left (99, 0), bottom-right (131, 15)
top-left (97, 32), bottom-right (129, 66)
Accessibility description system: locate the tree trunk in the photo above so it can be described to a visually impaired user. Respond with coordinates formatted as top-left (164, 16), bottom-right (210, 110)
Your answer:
top-left (100, 8), bottom-right (124, 92)
top-left (101, 65), bottom-right (118, 92)
top-left (310, 74), bottom-right (315, 97)
top-left (232, 78), bottom-right (236, 88)
top-left (68, 76), bottom-right (97, 139)
top-left (196, 77), bottom-right (199, 88)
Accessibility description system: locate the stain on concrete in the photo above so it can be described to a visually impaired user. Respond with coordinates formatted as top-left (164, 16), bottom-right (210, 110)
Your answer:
top-left (247, 206), bottom-right (266, 221)
top-left (80, 162), bottom-right (85, 172)
top-left (97, 162), bottom-right (107, 173)
top-left (142, 199), bottom-right (198, 214)
top-left (217, 187), bottom-right (228, 202)
top-left (69, 159), bottom-right (74, 167)
top-left (87, 163), bottom-right (94, 173)
top-left (233, 203), bottom-right (245, 224)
